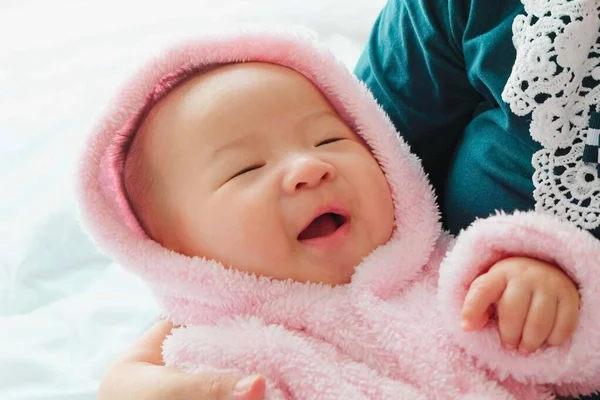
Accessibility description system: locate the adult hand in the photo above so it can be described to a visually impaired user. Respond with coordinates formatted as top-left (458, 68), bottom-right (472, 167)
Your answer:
top-left (98, 319), bottom-right (266, 399)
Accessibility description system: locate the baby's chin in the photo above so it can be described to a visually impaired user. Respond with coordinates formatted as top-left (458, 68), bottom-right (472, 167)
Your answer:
top-left (168, 238), bottom-right (363, 286)
top-left (306, 259), bottom-right (361, 286)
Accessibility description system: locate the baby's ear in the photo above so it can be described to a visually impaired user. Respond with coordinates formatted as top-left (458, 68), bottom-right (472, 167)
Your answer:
top-left (350, 232), bottom-right (450, 299)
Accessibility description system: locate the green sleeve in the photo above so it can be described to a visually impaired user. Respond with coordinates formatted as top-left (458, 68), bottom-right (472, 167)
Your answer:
top-left (354, 0), bottom-right (483, 207)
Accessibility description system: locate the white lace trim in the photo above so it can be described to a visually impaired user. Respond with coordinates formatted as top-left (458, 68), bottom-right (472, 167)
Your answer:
top-left (502, 0), bottom-right (600, 229)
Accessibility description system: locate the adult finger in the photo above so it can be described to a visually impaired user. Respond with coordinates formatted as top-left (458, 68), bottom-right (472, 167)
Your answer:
top-left (100, 361), bottom-right (265, 400)
top-left (189, 373), bottom-right (265, 400)
top-left (99, 319), bottom-right (266, 400)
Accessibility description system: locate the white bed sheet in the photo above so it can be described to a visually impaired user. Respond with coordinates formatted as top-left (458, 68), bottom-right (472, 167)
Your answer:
top-left (0, 0), bottom-right (384, 398)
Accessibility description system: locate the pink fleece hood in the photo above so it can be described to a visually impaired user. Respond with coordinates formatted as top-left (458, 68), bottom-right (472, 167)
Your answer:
top-left (77, 28), bottom-right (441, 325)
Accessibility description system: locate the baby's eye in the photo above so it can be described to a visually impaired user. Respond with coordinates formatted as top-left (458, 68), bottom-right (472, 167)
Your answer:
top-left (316, 138), bottom-right (344, 146)
top-left (229, 164), bottom-right (263, 180)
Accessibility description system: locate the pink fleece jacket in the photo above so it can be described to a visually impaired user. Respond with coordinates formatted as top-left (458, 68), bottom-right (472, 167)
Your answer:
top-left (78, 28), bottom-right (600, 399)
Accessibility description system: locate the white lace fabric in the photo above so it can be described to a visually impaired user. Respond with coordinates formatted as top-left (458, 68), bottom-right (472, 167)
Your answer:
top-left (502, 0), bottom-right (600, 229)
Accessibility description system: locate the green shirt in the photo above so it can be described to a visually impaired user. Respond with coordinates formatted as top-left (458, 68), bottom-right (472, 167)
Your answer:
top-left (355, 4), bottom-right (600, 395)
top-left (354, 0), bottom-right (539, 235)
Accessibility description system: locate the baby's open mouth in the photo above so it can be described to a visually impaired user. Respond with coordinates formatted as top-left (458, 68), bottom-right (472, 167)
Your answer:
top-left (298, 212), bottom-right (347, 241)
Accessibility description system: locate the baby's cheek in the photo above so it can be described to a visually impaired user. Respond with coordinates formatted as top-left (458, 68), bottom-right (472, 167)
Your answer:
top-left (205, 180), bottom-right (291, 275)
top-left (363, 165), bottom-right (395, 243)
top-left (216, 206), bottom-right (284, 263)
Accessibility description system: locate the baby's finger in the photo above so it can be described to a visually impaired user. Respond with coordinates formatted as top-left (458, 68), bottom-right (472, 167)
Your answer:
top-left (462, 272), bottom-right (506, 331)
top-left (497, 281), bottom-right (532, 350)
top-left (518, 292), bottom-right (556, 353)
top-left (547, 296), bottom-right (579, 346)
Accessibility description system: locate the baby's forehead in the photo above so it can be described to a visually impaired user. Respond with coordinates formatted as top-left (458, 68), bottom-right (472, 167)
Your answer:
top-left (141, 62), bottom-right (314, 130)
top-left (140, 61), bottom-right (336, 148)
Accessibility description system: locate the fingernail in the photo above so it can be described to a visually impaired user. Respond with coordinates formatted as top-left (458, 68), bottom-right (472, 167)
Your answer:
top-left (503, 343), bottom-right (515, 350)
top-left (232, 375), bottom-right (260, 398)
top-left (461, 319), bottom-right (472, 331)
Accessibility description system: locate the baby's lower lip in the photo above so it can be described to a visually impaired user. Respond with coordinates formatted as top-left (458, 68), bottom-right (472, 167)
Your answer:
top-left (298, 220), bottom-right (351, 248)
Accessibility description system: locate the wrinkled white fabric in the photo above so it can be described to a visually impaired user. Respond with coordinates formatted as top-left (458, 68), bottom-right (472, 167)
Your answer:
top-left (0, 1), bottom-right (384, 399)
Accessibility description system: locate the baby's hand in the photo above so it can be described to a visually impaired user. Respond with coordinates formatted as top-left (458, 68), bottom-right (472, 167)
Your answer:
top-left (461, 257), bottom-right (580, 353)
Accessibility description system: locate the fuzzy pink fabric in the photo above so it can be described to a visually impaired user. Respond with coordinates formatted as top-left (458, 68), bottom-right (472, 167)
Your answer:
top-left (78, 28), bottom-right (600, 399)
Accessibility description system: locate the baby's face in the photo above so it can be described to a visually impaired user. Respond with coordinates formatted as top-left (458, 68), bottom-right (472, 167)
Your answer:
top-left (140, 62), bottom-right (395, 285)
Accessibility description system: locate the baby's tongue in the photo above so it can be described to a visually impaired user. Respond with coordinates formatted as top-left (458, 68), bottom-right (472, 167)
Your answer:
top-left (299, 214), bottom-right (338, 240)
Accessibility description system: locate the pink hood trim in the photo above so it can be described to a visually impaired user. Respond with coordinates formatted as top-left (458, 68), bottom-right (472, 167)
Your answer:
top-left (77, 28), bottom-right (440, 325)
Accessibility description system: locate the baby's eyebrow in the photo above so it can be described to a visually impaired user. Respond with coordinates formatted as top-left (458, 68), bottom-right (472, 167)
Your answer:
top-left (210, 133), bottom-right (257, 161)
top-left (210, 110), bottom-right (340, 161)
top-left (296, 109), bottom-right (340, 133)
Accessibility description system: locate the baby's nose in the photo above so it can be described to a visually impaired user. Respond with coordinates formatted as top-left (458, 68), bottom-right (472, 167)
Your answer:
top-left (282, 156), bottom-right (336, 193)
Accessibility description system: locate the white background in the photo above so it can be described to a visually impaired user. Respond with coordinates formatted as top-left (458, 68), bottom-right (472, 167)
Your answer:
top-left (0, 0), bottom-right (385, 398)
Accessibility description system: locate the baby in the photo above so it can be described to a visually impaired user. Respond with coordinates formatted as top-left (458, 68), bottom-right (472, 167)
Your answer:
top-left (79, 29), bottom-right (600, 399)
top-left (123, 61), bottom-right (395, 286)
